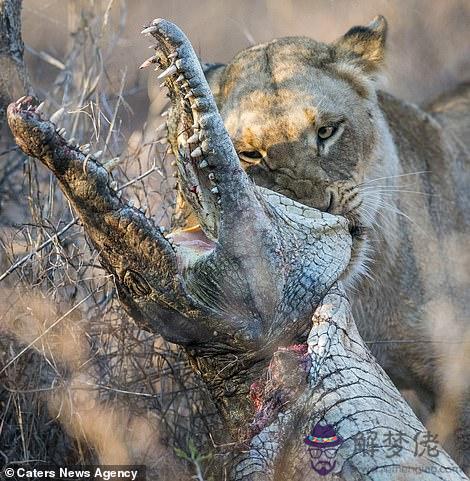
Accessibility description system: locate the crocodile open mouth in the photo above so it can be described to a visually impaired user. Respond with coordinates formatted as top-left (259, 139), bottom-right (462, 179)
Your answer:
top-left (10, 18), bottom-right (352, 282)
top-left (8, 20), bottom-right (352, 352)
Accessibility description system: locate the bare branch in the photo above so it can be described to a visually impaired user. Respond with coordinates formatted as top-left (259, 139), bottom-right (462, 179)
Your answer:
top-left (0, 0), bottom-right (30, 127)
top-left (0, 218), bottom-right (77, 283)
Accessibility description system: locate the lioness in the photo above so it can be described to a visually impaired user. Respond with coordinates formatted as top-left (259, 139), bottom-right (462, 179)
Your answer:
top-left (173, 16), bottom-right (470, 468)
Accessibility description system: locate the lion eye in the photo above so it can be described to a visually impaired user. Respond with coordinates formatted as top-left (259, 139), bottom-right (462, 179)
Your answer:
top-left (318, 126), bottom-right (336, 140)
top-left (238, 150), bottom-right (263, 163)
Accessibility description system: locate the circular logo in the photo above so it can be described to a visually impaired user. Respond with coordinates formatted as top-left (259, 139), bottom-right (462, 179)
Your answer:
top-left (4, 467), bottom-right (15, 478)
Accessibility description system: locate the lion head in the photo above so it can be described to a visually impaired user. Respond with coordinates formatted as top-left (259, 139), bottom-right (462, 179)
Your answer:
top-left (204, 16), bottom-right (398, 281)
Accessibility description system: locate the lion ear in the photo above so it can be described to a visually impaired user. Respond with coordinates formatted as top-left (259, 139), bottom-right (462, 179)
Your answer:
top-left (200, 62), bottom-right (226, 102)
top-left (334, 16), bottom-right (387, 73)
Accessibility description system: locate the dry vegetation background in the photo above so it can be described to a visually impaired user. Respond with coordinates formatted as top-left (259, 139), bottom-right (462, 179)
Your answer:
top-left (0, 0), bottom-right (469, 479)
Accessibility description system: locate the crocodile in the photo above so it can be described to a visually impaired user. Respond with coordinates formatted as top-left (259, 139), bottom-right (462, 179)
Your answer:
top-left (7, 18), bottom-right (468, 481)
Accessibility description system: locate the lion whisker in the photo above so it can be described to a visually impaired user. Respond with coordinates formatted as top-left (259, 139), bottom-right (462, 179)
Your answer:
top-left (359, 187), bottom-right (439, 197)
top-left (356, 170), bottom-right (430, 187)
top-left (361, 194), bottom-right (432, 238)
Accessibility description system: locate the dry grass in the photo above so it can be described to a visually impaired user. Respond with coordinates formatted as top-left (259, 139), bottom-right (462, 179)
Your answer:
top-left (0, 3), bottom-right (221, 479)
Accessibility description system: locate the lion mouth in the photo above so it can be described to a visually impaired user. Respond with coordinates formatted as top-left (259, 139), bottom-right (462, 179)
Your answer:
top-left (338, 212), bottom-right (370, 285)
top-left (348, 222), bottom-right (367, 240)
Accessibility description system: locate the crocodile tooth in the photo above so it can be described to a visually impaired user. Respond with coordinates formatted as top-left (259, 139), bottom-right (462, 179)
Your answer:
top-left (157, 64), bottom-right (177, 79)
top-left (161, 110), bottom-right (169, 117)
top-left (184, 92), bottom-right (193, 100)
top-left (116, 190), bottom-right (122, 198)
top-left (16, 95), bottom-right (27, 104)
top-left (201, 140), bottom-right (210, 153)
top-left (168, 52), bottom-right (178, 59)
top-left (175, 59), bottom-right (183, 69)
top-left (94, 150), bottom-right (103, 158)
top-left (50, 107), bottom-right (65, 124)
top-left (58, 128), bottom-right (66, 136)
top-left (139, 57), bottom-right (156, 69)
top-left (198, 160), bottom-right (208, 169)
top-left (175, 74), bottom-right (185, 83)
top-left (190, 147), bottom-right (202, 158)
top-left (110, 180), bottom-right (118, 190)
top-left (36, 101), bottom-right (46, 113)
top-left (141, 25), bottom-right (158, 34)
top-left (211, 187), bottom-right (219, 194)
top-left (159, 226), bottom-right (166, 234)
top-left (187, 133), bottom-right (199, 144)
top-left (208, 173), bottom-right (215, 181)
top-left (159, 81), bottom-right (166, 88)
